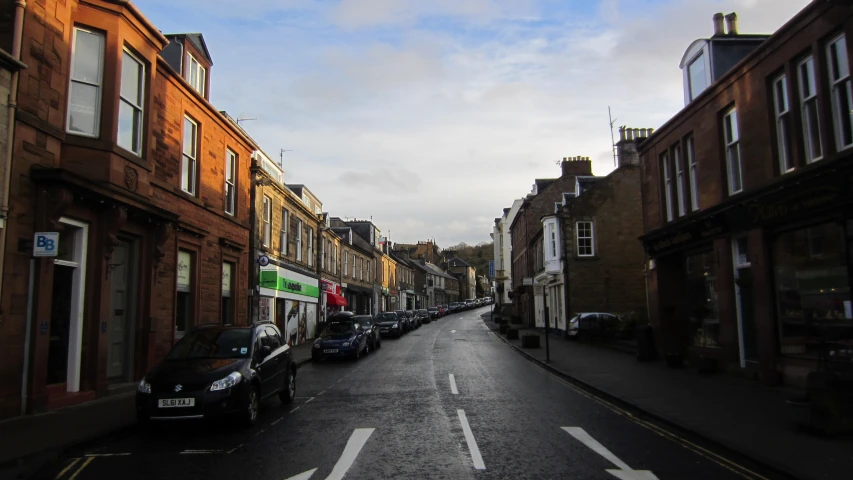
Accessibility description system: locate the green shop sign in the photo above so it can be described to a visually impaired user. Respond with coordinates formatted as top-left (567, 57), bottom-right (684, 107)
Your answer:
top-left (259, 270), bottom-right (320, 298)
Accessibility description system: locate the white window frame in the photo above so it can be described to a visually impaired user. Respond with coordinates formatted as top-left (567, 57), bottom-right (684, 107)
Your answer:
top-left (662, 152), bottom-right (674, 221)
top-left (262, 196), bottom-right (271, 247)
top-left (333, 246), bottom-right (338, 275)
top-left (181, 116), bottom-right (198, 195)
top-left (55, 217), bottom-right (89, 392)
top-left (549, 222), bottom-right (557, 258)
top-left (67, 27), bottom-right (105, 137)
top-left (344, 251), bottom-right (349, 277)
top-left (224, 149), bottom-right (236, 215)
top-left (359, 258), bottom-right (364, 281)
top-left (307, 228), bottom-right (314, 266)
top-left (687, 52), bottom-right (708, 101)
top-left (674, 146), bottom-right (686, 216)
top-left (687, 136), bottom-right (699, 211)
top-left (118, 49), bottom-right (145, 155)
top-left (772, 74), bottom-right (794, 173)
top-left (280, 209), bottom-right (288, 255)
top-left (186, 52), bottom-right (206, 96)
top-left (367, 260), bottom-right (371, 282)
top-left (798, 56), bottom-right (823, 163)
top-left (576, 221), bottom-right (594, 257)
top-left (827, 34), bottom-right (853, 151)
top-left (723, 108), bottom-right (743, 195)
top-left (296, 219), bottom-right (303, 261)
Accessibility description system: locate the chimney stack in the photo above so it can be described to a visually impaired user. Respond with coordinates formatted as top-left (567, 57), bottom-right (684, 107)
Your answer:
top-left (560, 156), bottom-right (592, 177)
top-left (725, 12), bottom-right (738, 35)
top-left (616, 126), bottom-right (654, 167)
top-left (712, 13), bottom-right (725, 35)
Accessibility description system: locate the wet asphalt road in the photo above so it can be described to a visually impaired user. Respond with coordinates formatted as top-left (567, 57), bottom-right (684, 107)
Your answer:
top-left (37, 307), bottom-right (771, 480)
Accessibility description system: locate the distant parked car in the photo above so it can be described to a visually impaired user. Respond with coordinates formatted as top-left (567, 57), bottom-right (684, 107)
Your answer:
top-left (353, 315), bottom-right (381, 350)
top-left (407, 310), bottom-right (421, 329)
top-left (377, 312), bottom-right (404, 338)
top-left (449, 302), bottom-right (460, 313)
top-left (312, 317), bottom-right (369, 361)
top-left (417, 309), bottom-right (432, 324)
top-left (568, 312), bottom-right (632, 339)
top-left (465, 300), bottom-right (474, 309)
top-left (427, 307), bottom-right (440, 319)
top-left (439, 305), bottom-right (448, 316)
top-left (394, 310), bottom-right (410, 332)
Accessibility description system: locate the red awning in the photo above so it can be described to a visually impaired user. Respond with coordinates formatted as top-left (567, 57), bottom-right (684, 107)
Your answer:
top-left (326, 292), bottom-right (348, 307)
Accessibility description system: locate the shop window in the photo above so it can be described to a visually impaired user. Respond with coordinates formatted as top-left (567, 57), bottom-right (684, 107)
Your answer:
top-left (774, 222), bottom-right (852, 355)
top-left (686, 251), bottom-right (720, 348)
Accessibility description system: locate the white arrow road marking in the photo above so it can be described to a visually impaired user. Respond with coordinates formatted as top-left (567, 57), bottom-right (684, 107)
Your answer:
top-left (562, 427), bottom-right (658, 480)
top-left (326, 428), bottom-right (375, 480)
top-left (449, 374), bottom-right (459, 394)
top-left (284, 468), bottom-right (317, 480)
top-left (457, 410), bottom-right (486, 470)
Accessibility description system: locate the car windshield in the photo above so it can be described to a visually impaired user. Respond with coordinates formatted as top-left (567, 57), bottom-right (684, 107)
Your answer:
top-left (428, 308), bottom-right (438, 311)
top-left (166, 328), bottom-right (252, 360)
top-left (354, 316), bottom-right (373, 326)
top-left (418, 309), bottom-right (428, 314)
top-left (377, 313), bottom-right (398, 321)
top-left (326, 323), bottom-right (355, 335)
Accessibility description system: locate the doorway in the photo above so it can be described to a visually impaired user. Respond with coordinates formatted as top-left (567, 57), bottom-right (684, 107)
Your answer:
top-left (107, 240), bottom-right (137, 382)
top-left (733, 236), bottom-right (758, 366)
top-left (47, 218), bottom-right (89, 392)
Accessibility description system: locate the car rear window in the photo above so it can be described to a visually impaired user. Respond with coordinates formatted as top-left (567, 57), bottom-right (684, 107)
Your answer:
top-left (167, 328), bottom-right (252, 360)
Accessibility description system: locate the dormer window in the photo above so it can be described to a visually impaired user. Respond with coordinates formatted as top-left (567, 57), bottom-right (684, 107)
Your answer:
top-left (186, 53), bottom-right (206, 96)
top-left (688, 53), bottom-right (708, 101)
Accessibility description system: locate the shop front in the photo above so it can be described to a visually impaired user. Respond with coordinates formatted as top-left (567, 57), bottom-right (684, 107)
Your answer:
top-left (259, 265), bottom-right (319, 345)
top-left (344, 283), bottom-right (372, 315)
top-left (321, 280), bottom-right (347, 328)
top-left (643, 160), bottom-right (853, 385)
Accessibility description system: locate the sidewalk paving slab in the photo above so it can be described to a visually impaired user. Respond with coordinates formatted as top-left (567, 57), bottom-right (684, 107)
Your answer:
top-left (481, 313), bottom-right (853, 480)
top-left (0, 340), bottom-right (316, 479)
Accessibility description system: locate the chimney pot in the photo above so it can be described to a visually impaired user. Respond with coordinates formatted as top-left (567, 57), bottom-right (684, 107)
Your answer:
top-left (713, 12), bottom-right (725, 35)
top-left (725, 12), bottom-right (738, 35)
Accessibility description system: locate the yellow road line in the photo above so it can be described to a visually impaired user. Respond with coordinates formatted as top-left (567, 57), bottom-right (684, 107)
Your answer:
top-left (68, 457), bottom-right (94, 480)
top-left (485, 323), bottom-right (771, 480)
top-left (54, 458), bottom-right (80, 479)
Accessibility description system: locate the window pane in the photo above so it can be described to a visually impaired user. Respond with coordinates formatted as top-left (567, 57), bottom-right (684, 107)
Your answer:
top-left (117, 100), bottom-right (141, 153)
top-left (829, 36), bottom-right (849, 80)
top-left (188, 57), bottom-right (198, 88)
top-left (183, 118), bottom-right (196, 157)
top-left (198, 67), bottom-right (206, 95)
top-left (120, 51), bottom-right (142, 105)
top-left (72, 30), bottom-right (103, 84)
top-left (688, 55), bottom-right (706, 100)
top-left (804, 100), bottom-right (823, 160)
top-left (836, 81), bottom-right (853, 146)
top-left (686, 251), bottom-right (719, 347)
top-left (182, 156), bottom-right (194, 193)
top-left (226, 151), bottom-right (235, 182)
top-left (728, 145), bottom-right (742, 192)
top-left (67, 83), bottom-right (98, 135)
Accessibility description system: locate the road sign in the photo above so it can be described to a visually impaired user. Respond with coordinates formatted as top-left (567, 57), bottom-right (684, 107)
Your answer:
top-left (258, 255), bottom-right (270, 266)
top-left (488, 260), bottom-right (495, 279)
top-left (33, 232), bottom-right (59, 257)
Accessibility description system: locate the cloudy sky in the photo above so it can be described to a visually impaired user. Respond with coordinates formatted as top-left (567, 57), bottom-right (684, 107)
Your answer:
top-left (136, 0), bottom-right (809, 246)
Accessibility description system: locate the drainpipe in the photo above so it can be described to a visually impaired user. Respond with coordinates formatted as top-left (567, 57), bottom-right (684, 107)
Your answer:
top-left (0, 0), bottom-right (27, 323)
top-left (249, 169), bottom-right (260, 324)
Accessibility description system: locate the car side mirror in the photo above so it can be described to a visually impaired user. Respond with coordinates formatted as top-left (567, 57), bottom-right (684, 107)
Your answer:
top-left (260, 345), bottom-right (272, 358)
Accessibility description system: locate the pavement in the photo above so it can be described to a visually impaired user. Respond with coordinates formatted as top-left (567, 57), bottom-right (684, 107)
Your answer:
top-left (0, 341), bottom-right (316, 480)
top-left (5, 306), bottom-right (798, 480)
top-left (481, 313), bottom-right (853, 480)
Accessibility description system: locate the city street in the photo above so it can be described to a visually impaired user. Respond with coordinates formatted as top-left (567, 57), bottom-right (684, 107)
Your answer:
top-left (36, 307), bottom-right (780, 480)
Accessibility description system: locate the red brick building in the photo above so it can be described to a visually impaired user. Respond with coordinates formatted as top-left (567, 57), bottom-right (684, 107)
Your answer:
top-left (639, 2), bottom-right (853, 386)
top-left (0, 0), bottom-right (255, 419)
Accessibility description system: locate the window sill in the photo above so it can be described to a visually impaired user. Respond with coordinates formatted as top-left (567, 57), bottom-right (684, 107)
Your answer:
top-left (573, 255), bottom-right (600, 261)
top-left (62, 133), bottom-right (153, 172)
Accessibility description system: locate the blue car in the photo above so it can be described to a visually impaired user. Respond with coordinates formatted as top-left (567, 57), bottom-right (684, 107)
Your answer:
top-left (312, 315), bottom-right (369, 361)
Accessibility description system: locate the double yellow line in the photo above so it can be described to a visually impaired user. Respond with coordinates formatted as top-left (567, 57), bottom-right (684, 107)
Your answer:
top-left (54, 457), bottom-right (94, 480)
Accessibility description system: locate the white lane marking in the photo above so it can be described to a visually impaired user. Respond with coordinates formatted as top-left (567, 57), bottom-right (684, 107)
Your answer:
top-left (227, 444), bottom-right (243, 454)
top-left (305, 396), bottom-right (316, 404)
top-left (457, 409), bottom-right (485, 470)
top-left (271, 417), bottom-right (284, 426)
top-left (180, 449), bottom-right (224, 454)
top-left (83, 453), bottom-right (131, 457)
top-left (449, 374), bottom-right (459, 395)
top-left (284, 468), bottom-right (318, 480)
top-left (562, 427), bottom-right (658, 480)
top-left (325, 428), bottom-right (376, 480)
top-left (290, 406), bottom-right (301, 413)
top-left (318, 390), bottom-right (326, 396)
top-left (254, 429), bottom-right (266, 436)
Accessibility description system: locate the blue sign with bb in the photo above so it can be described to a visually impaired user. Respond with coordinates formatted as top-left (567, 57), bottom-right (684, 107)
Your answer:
top-left (488, 259), bottom-right (495, 279)
top-left (33, 232), bottom-right (59, 257)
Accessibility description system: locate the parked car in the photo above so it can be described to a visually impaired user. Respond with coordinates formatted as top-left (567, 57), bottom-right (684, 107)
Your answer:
top-left (568, 312), bottom-right (631, 339)
top-left (417, 309), bottom-right (432, 324)
top-left (406, 310), bottom-right (421, 329)
top-left (427, 307), bottom-right (440, 319)
top-left (439, 305), bottom-right (448, 316)
top-left (465, 299), bottom-right (474, 309)
top-left (136, 322), bottom-right (296, 427)
top-left (353, 315), bottom-right (382, 350)
top-left (312, 316), bottom-right (369, 361)
top-left (449, 302), bottom-right (460, 313)
top-left (377, 312), bottom-right (404, 338)
top-left (394, 310), bottom-right (410, 332)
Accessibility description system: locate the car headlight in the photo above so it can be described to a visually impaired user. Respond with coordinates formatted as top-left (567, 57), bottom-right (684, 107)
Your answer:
top-left (138, 377), bottom-right (151, 394)
top-left (392, 324), bottom-right (399, 328)
top-left (210, 371), bottom-right (243, 392)
top-left (313, 343), bottom-right (321, 348)
top-left (342, 342), bottom-right (351, 347)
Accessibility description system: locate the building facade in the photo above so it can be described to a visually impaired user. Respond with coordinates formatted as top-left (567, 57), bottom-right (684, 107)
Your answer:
top-left (447, 257), bottom-right (476, 300)
top-left (640, 2), bottom-right (853, 386)
top-left (332, 222), bottom-right (374, 315)
top-left (390, 247), bottom-right (416, 310)
top-left (0, 0), bottom-right (259, 419)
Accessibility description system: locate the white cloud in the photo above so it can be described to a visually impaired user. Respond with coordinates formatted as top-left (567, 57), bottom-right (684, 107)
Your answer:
top-left (134, 0), bottom-right (812, 246)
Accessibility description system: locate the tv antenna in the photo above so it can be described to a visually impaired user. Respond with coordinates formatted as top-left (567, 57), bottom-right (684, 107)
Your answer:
top-left (608, 106), bottom-right (617, 167)
top-left (236, 115), bottom-right (257, 125)
top-left (279, 148), bottom-right (293, 167)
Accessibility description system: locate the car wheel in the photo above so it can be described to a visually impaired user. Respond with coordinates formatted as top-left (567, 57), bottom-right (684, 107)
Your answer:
top-left (280, 368), bottom-right (296, 404)
top-left (243, 385), bottom-right (260, 427)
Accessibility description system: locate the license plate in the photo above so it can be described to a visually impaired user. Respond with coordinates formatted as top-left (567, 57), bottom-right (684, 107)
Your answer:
top-left (159, 398), bottom-right (195, 408)
top-left (324, 349), bottom-right (339, 353)
top-left (380, 329), bottom-right (389, 332)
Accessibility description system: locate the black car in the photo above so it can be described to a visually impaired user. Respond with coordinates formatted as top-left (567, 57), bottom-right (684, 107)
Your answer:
top-left (312, 316), bottom-right (369, 361)
top-left (406, 310), bottom-right (420, 329)
top-left (377, 311), bottom-right (404, 338)
top-left (417, 308), bottom-right (432, 324)
top-left (136, 322), bottom-right (295, 427)
top-left (427, 307), bottom-right (440, 319)
top-left (394, 310), bottom-right (411, 332)
top-left (353, 315), bottom-right (382, 350)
